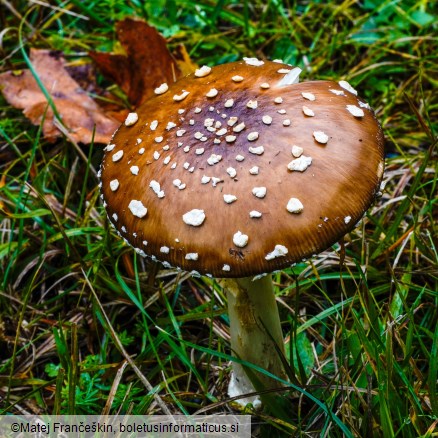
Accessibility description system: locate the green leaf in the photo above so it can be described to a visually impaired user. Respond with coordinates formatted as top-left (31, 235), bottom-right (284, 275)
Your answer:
top-left (3, 208), bottom-right (51, 219)
top-left (389, 273), bottom-right (412, 319)
top-left (44, 363), bottom-right (61, 378)
top-left (285, 332), bottom-right (315, 378)
top-left (411, 10), bottom-right (435, 27)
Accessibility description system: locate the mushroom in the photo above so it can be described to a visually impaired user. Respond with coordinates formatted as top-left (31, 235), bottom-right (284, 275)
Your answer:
top-left (99, 60), bottom-right (384, 406)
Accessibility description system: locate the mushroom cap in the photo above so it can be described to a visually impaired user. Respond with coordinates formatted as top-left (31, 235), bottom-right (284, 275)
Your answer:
top-left (99, 60), bottom-right (384, 277)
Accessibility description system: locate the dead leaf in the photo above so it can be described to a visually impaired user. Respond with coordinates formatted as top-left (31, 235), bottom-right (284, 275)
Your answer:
top-left (172, 44), bottom-right (198, 77)
top-left (65, 59), bottom-right (129, 122)
top-left (90, 18), bottom-right (186, 107)
top-left (0, 49), bottom-right (119, 144)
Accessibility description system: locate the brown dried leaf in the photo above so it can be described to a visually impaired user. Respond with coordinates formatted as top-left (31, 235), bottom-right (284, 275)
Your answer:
top-left (0, 49), bottom-right (119, 144)
top-left (172, 44), bottom-right (198, 77)
top-left (90, 18), bottom-right (185, 107)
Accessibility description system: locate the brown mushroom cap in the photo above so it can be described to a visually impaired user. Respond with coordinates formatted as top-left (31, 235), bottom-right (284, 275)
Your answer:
top-left (99, 60), bottom-right (384, 277)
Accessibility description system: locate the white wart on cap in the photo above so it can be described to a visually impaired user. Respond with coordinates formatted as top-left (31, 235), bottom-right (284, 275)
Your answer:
top-left (100, 60), bottom-right (384, 277)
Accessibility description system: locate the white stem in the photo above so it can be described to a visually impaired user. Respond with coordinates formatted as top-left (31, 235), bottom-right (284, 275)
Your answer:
top-left (220, 275), bottom-right (286, 406)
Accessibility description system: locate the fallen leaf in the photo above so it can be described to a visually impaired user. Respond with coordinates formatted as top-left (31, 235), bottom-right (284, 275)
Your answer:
top-left (90, 18), bottom-right (188, 107)
top-left (0, 49), bottom-right (119, 144)
top-left (64, 57), bottom-right (99, 93)
top-left (65, 59), bottom-right (129, 122)
top-left (172, 44), bottom-right (198, 77)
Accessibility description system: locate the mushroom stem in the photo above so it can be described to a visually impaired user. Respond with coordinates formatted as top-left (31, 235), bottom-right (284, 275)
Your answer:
top-left (220, 275), bottom-right (287, 406)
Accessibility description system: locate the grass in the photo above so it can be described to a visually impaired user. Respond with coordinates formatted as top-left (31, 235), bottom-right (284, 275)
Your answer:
top-left (0, 0), bottom-right (437, 436)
